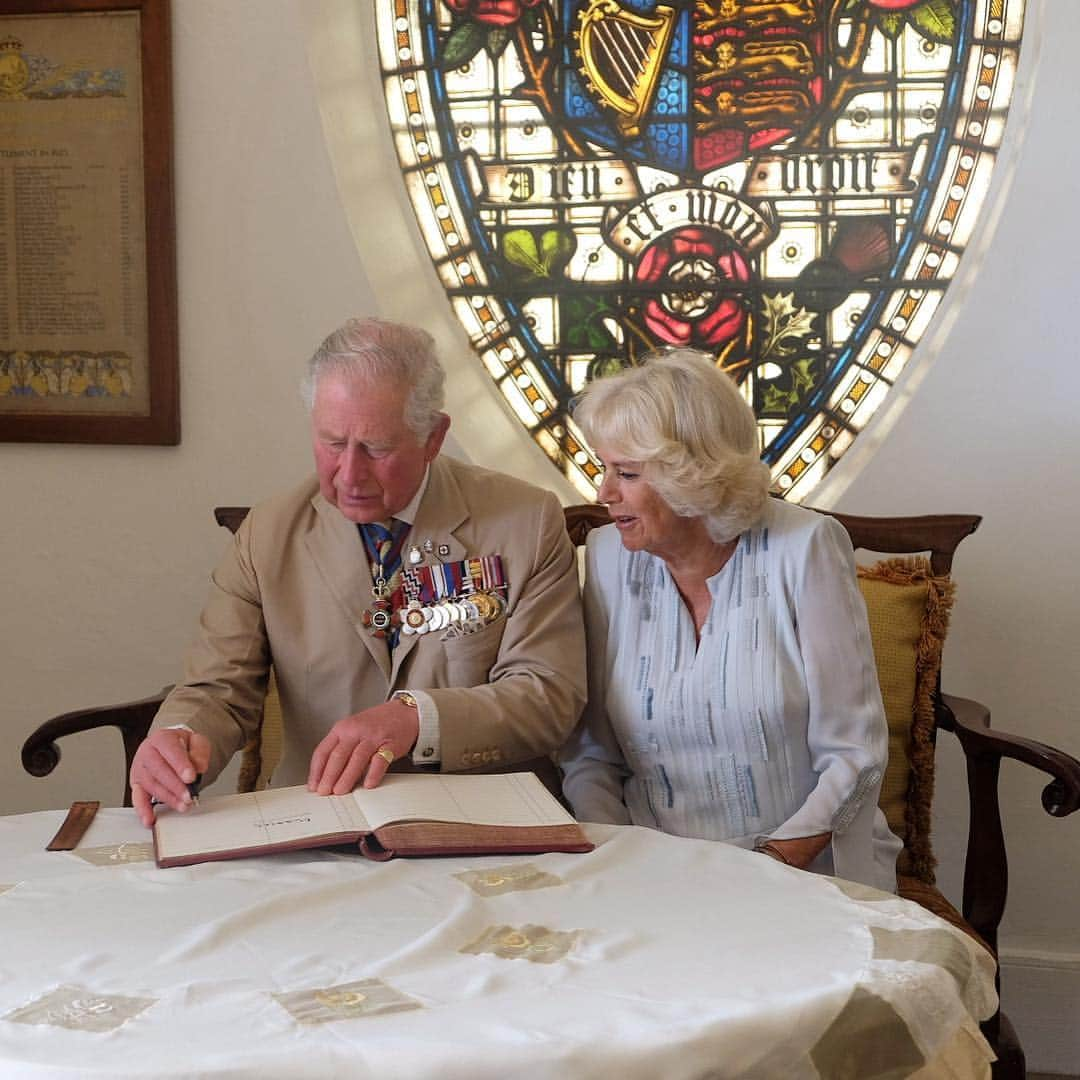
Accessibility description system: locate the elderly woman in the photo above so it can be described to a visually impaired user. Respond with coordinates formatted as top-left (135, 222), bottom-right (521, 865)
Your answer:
top-left (560, 350), bottom-right (900, 890)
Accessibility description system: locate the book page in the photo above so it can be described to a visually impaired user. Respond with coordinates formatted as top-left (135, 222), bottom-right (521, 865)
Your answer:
top-left (351, 772), bottom-right (575, 831)
top-left (155, 787), bottom-right (369, 862)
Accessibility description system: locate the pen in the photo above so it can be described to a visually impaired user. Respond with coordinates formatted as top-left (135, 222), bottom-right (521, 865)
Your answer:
top-left (153, 774), bottom-right (203, 810)
top-left (187, 774), bottom-right (203, 804)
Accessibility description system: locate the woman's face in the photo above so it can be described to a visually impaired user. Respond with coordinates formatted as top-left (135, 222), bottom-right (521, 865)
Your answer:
top-left (594, 447), bottom-right (686, 560)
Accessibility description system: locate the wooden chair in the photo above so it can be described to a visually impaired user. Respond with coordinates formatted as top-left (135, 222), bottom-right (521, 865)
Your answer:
top-left (23, 503), bottom-right (1080, 1079)
top-left (564, 502), bottom-right (1080, 1080)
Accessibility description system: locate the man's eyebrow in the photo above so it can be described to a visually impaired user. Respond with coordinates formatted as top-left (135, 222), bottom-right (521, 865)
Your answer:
top-left (316, 431), bottom-right (396, 452)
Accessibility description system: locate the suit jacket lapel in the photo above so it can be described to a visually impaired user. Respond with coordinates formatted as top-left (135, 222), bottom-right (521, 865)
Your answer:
top-left (305, 491), bottom-right (392, 681)
top-left (391, 457), bottom-right (468, 681)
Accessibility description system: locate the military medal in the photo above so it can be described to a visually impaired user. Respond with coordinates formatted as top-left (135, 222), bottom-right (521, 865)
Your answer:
top-left (396, 553), bottom-right (508, 638)
top-left (362, 564), bottom-right (394, 638)
top-left (400, 600), bottom-right (427, 636)
top-left (362, 601), bottom-right (393, 636)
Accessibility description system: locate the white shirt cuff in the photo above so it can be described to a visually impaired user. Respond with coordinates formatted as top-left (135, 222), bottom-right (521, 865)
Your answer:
top-left (407, 689), bottom-right (441, 765)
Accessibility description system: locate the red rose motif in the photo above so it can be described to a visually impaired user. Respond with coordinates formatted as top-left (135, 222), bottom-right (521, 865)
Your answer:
top-left (866, 0), bottom-right (923, 8)
top-left (444, 0), bottom-right (543, 27)
top-left (635, 227), bottom-right (752, 351)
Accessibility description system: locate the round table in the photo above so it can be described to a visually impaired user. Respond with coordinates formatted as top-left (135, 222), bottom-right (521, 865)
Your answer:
top-left (0, 809), bottom-right (997, 1078)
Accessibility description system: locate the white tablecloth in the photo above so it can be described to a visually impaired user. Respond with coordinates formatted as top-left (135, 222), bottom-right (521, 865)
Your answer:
top-left (0, 809), bottom-right (997, 1079)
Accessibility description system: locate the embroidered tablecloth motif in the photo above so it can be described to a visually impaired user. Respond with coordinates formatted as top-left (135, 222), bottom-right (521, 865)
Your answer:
top-left (461, 924), bottom-right (580, 964)
top-left (5, 985), bottom-right (155, 1033)
top-left (272, 979), bottom-right (422, 1024)
top-left (454, 862), bottom-right (563, 897)
top-left (73, 842), bottom-right (155, 866)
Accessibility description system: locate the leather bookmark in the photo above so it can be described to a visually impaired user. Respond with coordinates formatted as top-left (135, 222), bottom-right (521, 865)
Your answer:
top-left (46, 801), bottom-right (101, 851)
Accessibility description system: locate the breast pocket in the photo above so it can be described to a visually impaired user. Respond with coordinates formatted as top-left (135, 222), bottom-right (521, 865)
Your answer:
top-left (442, 617), bottom-right (507, 687)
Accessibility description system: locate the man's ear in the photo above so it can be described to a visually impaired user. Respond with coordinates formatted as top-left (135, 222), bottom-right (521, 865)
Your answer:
top-left (424, 412), bottom-right (451, 461)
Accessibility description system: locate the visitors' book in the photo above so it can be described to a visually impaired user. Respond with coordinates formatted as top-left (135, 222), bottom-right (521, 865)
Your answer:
top-left (152, 771), bottom-right (593, 867)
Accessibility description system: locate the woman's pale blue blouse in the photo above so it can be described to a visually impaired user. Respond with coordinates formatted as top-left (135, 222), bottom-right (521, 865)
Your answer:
top-left (561, 498), bottom-right (900, 891)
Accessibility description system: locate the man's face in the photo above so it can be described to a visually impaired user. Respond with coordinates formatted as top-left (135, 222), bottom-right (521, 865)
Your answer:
top-left (311, 371), bottom-right (449, 523)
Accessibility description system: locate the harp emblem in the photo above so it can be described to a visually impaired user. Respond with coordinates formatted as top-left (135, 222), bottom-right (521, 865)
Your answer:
top-left (565, 0), bottom-right (825, 172)
top-left (574, 0), bottom-right (676, 138)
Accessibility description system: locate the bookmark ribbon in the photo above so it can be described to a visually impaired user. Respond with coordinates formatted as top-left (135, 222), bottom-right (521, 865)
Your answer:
top-left (46, 801), bottom-right (100, 851)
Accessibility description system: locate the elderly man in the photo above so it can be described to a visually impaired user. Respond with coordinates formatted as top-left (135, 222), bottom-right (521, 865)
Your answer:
top-left (131, 317), bottom-right (586, 826)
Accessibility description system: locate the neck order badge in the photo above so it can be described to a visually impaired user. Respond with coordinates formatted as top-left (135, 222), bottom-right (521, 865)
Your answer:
top-left (360, 520), bottom-right (411, 640)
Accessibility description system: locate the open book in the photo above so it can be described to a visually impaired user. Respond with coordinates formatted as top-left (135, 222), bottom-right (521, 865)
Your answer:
top-left (152, 772), bottom-right (593, 867)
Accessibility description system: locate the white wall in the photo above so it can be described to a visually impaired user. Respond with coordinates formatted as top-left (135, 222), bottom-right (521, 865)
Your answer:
top-left (1, 0), bottom-right (1076, 1070)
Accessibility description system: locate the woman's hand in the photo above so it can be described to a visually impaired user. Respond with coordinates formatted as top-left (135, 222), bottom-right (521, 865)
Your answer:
top-left (757, 832), bottom-right (831, 870)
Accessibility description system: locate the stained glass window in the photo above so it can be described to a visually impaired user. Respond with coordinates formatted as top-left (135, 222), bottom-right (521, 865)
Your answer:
top-left (375, 0), bottom-right (1026, 500)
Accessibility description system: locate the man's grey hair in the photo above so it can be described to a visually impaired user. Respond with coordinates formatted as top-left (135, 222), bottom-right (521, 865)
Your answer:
top-left (573, 349), bottom-right (771, 543)
top-left (301, 317), bottom-right (446, 440)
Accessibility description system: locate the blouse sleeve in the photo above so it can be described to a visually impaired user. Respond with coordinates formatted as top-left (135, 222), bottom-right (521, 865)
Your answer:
top-left (559, 528), bottom-right (633, 825)
top-left (768, 514), bottom-right (888, 843)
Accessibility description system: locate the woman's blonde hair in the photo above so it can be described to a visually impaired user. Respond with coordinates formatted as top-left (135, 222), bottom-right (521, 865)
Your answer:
top-left (573, 350), bottom-right (771, 542)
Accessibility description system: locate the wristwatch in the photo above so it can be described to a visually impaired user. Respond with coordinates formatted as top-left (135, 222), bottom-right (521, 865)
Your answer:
top-left (394, 690), bottom-right (436, 761)
top-left (392, 690), bottom-right (419, 710)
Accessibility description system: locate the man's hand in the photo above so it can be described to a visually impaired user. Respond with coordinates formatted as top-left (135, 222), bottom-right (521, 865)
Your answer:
top-left (308, 700), bottom-right (420, 795)
top-left (130, 728), bottom-right (211, 828)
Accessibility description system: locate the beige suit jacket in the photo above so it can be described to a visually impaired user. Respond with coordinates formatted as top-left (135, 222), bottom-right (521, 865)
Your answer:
top-left (154, 455), bottom-right (586, 786)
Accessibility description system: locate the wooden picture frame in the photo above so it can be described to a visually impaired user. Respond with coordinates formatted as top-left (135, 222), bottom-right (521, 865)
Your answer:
top-left (0, 0), bottom-right (178, 444)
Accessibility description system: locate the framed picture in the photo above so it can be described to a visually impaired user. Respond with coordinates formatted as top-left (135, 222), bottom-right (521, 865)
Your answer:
top-left (0, 0), bottom-right (178, 444)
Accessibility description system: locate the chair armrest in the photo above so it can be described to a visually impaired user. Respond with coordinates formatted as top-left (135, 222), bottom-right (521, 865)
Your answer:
top-left (21, 688), bottom-right (171, 808)
top-left (944, 694), bottom-right (1080, 816)
top-left (938, 692), bottom-right (1080, 954)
